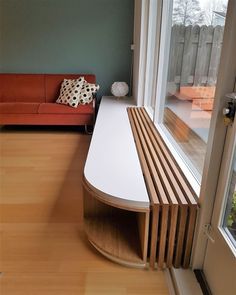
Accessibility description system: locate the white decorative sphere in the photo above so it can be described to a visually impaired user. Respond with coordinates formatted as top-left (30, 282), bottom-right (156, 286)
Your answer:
top-left (111, 82), bottom-right (129, 97)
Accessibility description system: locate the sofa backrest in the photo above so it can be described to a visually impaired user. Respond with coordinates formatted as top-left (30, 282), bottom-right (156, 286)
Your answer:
top-left (45, 74), bottom-right (96, 103)
top-left (0, 74), bottom-right (45, 103)
top-left (0, 73), bottom-right (96, 103)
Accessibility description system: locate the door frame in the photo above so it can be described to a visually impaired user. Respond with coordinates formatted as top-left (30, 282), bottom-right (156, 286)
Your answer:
top-left (203, 115), bottom-right (236, 294)
top-left (210, 113), bottom-right (236, 256)
top-left (133, 0), bottom-right (236, 270)
top-left (192, 0), bottom-right (236, 268)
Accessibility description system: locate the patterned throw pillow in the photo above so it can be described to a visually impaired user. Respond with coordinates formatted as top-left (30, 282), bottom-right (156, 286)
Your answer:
top-left (56, 77), bottom-right (84, 108)
top-left (78, 82), bottom-right (100, 105)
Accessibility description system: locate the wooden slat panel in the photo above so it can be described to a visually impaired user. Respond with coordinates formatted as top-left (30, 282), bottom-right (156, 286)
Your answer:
top-left (127, 107), bottom-right (198, 269)
top-left (129, 108), bottom-right (169, 269)
top-left (135, 109), bottom-right (178, 205)
top-left (140, 108), bottom-right (198, 267)
top-left (141, 108), bottom-right (197, 206)
top-left (135, 108), bottom-right (179, 267)
top-left (139, 108), bottom-right (191, 266)
top-left (129, 108), bottom-right (171, 269)
top-left (139, 108), bottom-right (188, 205)
top-left (130, 108), bottom-right (169, 205)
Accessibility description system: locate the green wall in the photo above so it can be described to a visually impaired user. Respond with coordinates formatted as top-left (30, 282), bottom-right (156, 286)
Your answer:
top-left (0, 0), bottom-right (134, 98)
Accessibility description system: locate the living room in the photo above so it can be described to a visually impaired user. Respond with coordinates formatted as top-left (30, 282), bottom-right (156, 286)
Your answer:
top-left (1, 1), bottom-right (236, 295)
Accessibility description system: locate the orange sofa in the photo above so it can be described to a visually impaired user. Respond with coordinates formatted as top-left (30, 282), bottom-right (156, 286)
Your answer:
top-left (0, 73), bottom-right (96, 126)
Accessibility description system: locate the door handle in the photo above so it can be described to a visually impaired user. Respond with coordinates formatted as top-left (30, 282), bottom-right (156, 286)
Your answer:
top-left (223, 93), bottom-right (236, 126)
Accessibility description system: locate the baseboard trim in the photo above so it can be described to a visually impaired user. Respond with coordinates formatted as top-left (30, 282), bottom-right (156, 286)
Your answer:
top-left (164, 269), bottom-right (178, 295)
top-left (170, 268), bottom-right (203, 295)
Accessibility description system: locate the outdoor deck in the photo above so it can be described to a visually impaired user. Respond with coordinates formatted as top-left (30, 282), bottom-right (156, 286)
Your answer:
top-left (164, 96), bottom-right (211, 176)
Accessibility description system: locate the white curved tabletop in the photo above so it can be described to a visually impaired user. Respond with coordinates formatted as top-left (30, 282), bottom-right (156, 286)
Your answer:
top-left (84, 96), bottom-right (150, 209)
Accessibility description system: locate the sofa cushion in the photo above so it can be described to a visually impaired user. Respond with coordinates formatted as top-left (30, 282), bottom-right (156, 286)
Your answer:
top-left (78, 81), bottom-right (100, 105)
top-left (0, 74), bottom-right (45, 103)
top-left (38, 103), bottom-right (94, 114)
top-left (56, 77), bottom-right (85, 108)
top-left (45, 74), bottom-right (96, 103)
top-left (0, 103), bottom-right (40, 114)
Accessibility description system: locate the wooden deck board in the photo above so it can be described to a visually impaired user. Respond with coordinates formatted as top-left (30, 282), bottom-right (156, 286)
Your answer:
top-left (164, 107), bottom-right (206, 174)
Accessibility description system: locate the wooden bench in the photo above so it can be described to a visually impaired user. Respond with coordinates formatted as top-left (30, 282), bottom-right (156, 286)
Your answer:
top-left (83, 97), bottom-right (198, 269)
top-left (127, 107), bottom-right (198, 269)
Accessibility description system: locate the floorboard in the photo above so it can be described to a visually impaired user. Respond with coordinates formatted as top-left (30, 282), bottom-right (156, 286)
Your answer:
top-left (0, 126), bottom-right (169, 295)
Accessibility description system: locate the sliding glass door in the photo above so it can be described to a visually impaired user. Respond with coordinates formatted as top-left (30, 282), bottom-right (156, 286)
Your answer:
top-left (154, 0), bottom-right (228, 183)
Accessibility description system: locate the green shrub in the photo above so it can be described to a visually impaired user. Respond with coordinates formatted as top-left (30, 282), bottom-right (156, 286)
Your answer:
top-left (227, 192), bottom-right (236, 228)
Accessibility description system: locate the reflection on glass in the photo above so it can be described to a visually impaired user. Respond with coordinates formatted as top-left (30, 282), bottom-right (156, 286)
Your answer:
top-left (162, 0), bottom-right (228, 182)
top-left (223, 168), bottom-right (236, 245)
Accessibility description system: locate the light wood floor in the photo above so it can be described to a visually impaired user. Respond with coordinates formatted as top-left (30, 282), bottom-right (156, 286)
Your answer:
top-left (0, 126), bottom-right (169, 295)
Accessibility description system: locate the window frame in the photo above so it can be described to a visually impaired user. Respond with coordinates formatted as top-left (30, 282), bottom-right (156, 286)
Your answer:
top-left (143, 0), bottom-right (162, 117)
top-left (133, 0), bottom-right (201, 195)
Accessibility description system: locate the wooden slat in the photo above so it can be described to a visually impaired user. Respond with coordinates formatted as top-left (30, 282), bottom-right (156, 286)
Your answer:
top-left (157, 206), bottom-right (169, 269)
top-left (129, 108), bottom-right (170, 269)
top-left (180, 26), bottom-right (200, 86)
top-left (183, 206), bottom-right (198, 268)
top-left (168, 25), bottom-right (185, 83)
top-left (127, 108), bottom-right (159, 205)
top-left (174, 206), bottom-right (189, 268)
top-left (149, 205), bottom-right (160, 268)
top-left (207, 26), bottom-right (224, 85)
top-left (128, 108), bottom-right (170, 269)
top-left (130, 108), bottom-right (169, 268)
top-left (137, 211), bottom-right (150, 265)
top-left (194, 26), bottom-right (214, 86)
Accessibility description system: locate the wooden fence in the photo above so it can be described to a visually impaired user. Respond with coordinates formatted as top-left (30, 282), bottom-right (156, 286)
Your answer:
top-left (168, 25), bottom-right (224, 91)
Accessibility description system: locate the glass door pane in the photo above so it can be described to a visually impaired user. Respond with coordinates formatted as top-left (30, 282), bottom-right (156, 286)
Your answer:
top-left (158, 0), bottom-right (228, 182)
top-left (223, 157), bottom-right (236, 249)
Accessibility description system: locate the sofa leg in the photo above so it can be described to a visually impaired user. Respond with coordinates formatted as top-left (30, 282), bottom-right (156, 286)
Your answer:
top-left (85, 125), bottom-right (93, 135)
